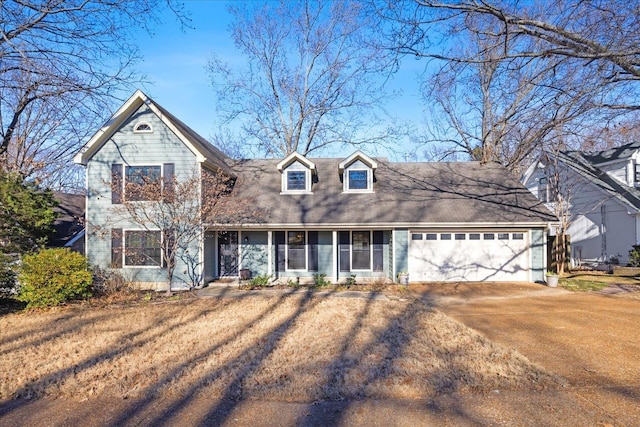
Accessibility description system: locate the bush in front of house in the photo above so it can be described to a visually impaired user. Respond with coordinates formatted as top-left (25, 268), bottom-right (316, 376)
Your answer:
top-left (628, 245), bottom-right (640, 267)
top-left (17, 248), bottom-right (93, 308)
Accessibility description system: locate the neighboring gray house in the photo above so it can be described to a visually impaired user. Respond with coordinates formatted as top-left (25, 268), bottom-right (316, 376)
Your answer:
top-left (522, 142), bottom-right (640, 266)
top-left (75, 90), bottom-right (556, 290)
top-left (51, 192), bottom-right (85, 254)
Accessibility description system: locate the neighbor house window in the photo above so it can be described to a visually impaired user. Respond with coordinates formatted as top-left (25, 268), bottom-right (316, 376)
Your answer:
top-left (124, 230), bottom-right (161, 266)
top-left (348, 170), bottom-right (368, 190)
top-left (287, 231), bottom-right (306, 270)
top-left (538, 177), bottom-right (548, 202)
top-left (635, 164), bottom-right (640, 184)
top-left (287, 171), bottom-right (306, 191)
top-left (352, 231), bottom-right (370, 270)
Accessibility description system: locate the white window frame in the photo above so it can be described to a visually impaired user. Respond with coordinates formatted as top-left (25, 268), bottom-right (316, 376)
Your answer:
top-left (285, 230), bottom-right (308, 271)
top-left (122, 229), bottom-right (163, 268)
top-left (122, 163), bottom-right (166, 202)
top-left (350, 230), bottom-right (373, 271)
top-left (343, 163), bottom-right (373, 193)
top-left (281, 161), bottom-right (312, 194)
top-left (133, 121), bottom-right (153, 133)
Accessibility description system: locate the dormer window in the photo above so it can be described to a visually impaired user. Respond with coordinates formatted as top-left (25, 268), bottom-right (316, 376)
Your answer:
top-left (277, 152), bottom-right (316, 194)
top-left (133, 121), bottom-right (153, 133)
top-left (634, 164), bottom-right (640, 185)
top-left (287, 170), bottom-right (306, 191)
top-left (339, 151), bottom-right (377, 193)
top-left (348, 170), bottom-right (369, 190)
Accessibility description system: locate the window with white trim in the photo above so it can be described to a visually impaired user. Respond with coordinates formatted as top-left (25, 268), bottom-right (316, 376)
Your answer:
top-left (351, 231), bottom-right (370, 270)
top-left (111, 163), bottom-right (174, 203)
top-left (343, 160), bottom-right (373, 192)
top-left (287, 231), bottom-right (306, 270)
top-left (281, 161), bottom-right (311, 193)
top-left (124, 230), bottom-right (161, 266)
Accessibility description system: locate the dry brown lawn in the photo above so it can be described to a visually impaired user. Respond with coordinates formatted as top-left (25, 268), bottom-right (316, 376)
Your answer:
top-left (0, 291), bottom-right (561, 403)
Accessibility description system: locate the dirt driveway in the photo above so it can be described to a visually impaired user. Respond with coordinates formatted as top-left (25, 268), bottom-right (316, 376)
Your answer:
top-left (1, 283), bottom-right (639, 426)
top-left (410, 282), bottom-right (640, 426)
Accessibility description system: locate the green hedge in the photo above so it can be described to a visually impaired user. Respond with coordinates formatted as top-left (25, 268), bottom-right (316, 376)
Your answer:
top-left (17, 248), bottom-right (92, 308)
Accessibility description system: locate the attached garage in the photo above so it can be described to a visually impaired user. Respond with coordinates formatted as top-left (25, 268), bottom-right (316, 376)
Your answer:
top-left (408, 230), bottom-right (530, 282)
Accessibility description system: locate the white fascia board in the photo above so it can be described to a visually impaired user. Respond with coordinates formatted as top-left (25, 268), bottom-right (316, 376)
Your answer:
top-left (276, 152), bottom-right (316, 172)
top-left (74, 90), bottom-right (148, 165)
top-left (338, 150), bottom-right (377, 172)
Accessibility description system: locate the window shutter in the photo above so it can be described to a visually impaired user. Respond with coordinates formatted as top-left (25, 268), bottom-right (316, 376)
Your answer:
top-left (373, 231), bottom-right (384, 272)
top-left (308, 231), bottom-right (319, 272)
top-left (111, 164), bottom-right (123, 204)
top-left (339, 231), bottom-right (350, 272)
top-left (274, 231), bottom-right (286, 273)
top-left (163, 163), bottom-right (175, 202)
top-left (111, 228), bottom-right (122, 268)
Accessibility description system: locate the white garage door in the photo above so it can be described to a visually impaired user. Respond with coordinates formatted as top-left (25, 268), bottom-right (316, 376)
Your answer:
top-left (408, 231), bottom-right (530, 282)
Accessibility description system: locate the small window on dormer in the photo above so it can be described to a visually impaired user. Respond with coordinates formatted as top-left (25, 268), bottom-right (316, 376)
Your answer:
top-left (634, 164), bottom-right (640, 184)
top-left (348, 170), bottom-right (368, 190)
top-left (287, 170), bottom-right (306, 191)
top-left (133, 121), bottom-right (152, 133)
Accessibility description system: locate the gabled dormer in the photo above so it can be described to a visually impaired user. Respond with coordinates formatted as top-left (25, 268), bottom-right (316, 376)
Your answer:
top-left (276, 152), bottom-right (316, 194)
top-left (339, 151), bottom-right (377, 193)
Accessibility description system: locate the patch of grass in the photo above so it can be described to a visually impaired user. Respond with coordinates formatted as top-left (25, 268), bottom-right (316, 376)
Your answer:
top-left (559, 278), bottom-right (609, 292)
top-left (0, 294), bottom-right (560, 401)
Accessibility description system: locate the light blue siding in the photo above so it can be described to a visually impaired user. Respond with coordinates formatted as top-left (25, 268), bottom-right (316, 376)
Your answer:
top-left (394, 229), bottom-right (409, 276)
top-left (318, 231), bottom-right (333, 277)
top-left (531, 229), bottom-right (545, 282)
top-left (241, 231), bottom-right (268, 277)
top-left (85, 104), bottom-right (200, 289)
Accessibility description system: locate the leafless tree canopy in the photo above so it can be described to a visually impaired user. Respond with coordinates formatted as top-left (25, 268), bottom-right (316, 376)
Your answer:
top-left (208, 0), bottom-right (400, 158)
top-left (379, 0), bottom-right (640, 171)
top-left (0, 0), bottom-right (186, 188)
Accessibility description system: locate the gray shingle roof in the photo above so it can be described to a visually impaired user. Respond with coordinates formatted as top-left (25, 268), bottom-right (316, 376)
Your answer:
top-left (580, 141), bottom-right (640, 164)
top-left (558, 149), bottom-right (640, 211)
top-left (228, 158), bottom-right (556, 226)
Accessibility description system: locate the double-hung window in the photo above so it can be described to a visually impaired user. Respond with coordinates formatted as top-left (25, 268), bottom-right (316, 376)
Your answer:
top-left (287, 171), bottom-right (306, 191)
top-left (112, 163), bottom-right (174, 203)
top-left (352, 231), bottom-right (371, 270)
top-left (348, 170), bottom-right (368, 190)
top-left (287, 231), bottom-right (306, 270)
top-left (124, 230), bottom-right (162, 266)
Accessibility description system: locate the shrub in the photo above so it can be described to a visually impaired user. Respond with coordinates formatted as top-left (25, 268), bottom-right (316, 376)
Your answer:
top-left (312, 273), bottom-right (331, 287)
top-left (92, 267), bottom-right (133, 298)
top-left (628, 245), bottom-right (640, 267)
top-left (346, 274), bottom-right (357, 287)
top-left (17, 248), bottom-right (93, 308)
top-left (249, 274), bottom-right (271, 287)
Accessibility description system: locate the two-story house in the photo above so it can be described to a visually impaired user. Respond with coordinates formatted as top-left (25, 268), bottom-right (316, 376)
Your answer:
top-left (522, 142), bottom-right (640, 266)
top-left (75, 90), bottom-right (556, 290)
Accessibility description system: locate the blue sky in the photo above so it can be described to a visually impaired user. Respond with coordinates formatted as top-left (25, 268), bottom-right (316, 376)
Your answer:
top-left (133, 1), bottom-right (427, 160)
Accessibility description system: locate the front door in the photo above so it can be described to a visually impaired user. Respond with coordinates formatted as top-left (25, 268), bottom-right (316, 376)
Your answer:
top-left (218, 231), bottom-right (238, 277)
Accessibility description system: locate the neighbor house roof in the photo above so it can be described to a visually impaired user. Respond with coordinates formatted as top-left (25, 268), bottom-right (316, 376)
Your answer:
top-left (51, 192), bottom-right (85, 248)
top-left (224, 158), bottom-right (556, 228)
top-left (557, 147), bottom-right (640, 212)
top-left (73, 90), bottom-right (233, 175)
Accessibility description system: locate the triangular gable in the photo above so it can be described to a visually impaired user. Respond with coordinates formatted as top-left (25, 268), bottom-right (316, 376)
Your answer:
top-left (73, 90), bottom-right (233, 175)
top-left (338, 151), bottom-right (378, 173)
top-left (276, 152), bottom-right (316, 173)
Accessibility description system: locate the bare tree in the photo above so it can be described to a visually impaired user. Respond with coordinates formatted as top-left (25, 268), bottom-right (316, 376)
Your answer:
top-left (208, 0), bottom-right (400, 158)
top-left (0, 0), bottom-right (187, 188)
top-left (379, 0), bottom-right (640, 171)
top-left (110, 168), bottom-right (259, 294)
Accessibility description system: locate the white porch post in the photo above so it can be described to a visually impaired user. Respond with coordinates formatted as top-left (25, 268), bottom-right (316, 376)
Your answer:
top-left (333, 230), bottom-right (338, 283)
top-left (238, 230), bottom-right (242, 272)
top-left (267, 230), bottom-right (273, 277)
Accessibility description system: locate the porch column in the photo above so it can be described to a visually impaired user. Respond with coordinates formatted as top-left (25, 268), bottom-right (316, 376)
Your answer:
top-left (332, 230), bottom-right (338, 283)
top-left (238, 230), bottom-right (242, 272)
top-left (267, 230), bottom-right (273, 277)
